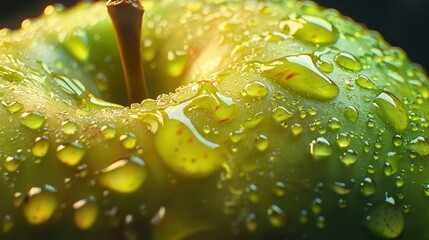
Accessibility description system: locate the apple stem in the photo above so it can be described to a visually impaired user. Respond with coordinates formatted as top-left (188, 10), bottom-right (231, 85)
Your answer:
top-left (107, 0), bottom-right (148, 104)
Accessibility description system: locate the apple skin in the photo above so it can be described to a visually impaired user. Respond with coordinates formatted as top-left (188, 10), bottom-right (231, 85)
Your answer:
top-left (1, 0), bottom-right (429, 239)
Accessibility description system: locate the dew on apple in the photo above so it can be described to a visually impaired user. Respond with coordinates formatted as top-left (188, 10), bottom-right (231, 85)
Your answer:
top-left (56, 142), bottom-right (85, 166)
top-left (3, 155), bottom-right (21, 172)
top-left (63, 30), bottom-right (90, 62)
top-left (101, 124), bottom-right (117, 140)
top-left (2, 101), bottom-right (23, 113)
top-left (229, 129), bottom-right (244, 143)
top-left (155, 118), bottom-right (223, 178)
top-left (23, 185), bottom-right (58, 225)
top-left (246, 184), bottom-right (259, 203)
top-left (97, 155), bottom-right (147, 193)
top-left (336, 133), bottom-right (350, 148)
top-left (120, 133), bottom-right (138, 149)
top-left (343, 105), bottom-right (359, 122)
top-left (364, 202), bottom-right (404, 239)
top-left (73, 196), bottom-right (99, 230)
top-left (18, 112), bottom-right (45, 130)
top-left (291, 123), bottom-right (303, 136)
top-left (310, 137), bottom-right (332, 160)
top-left (394, 176), bottom-right (404, 188)
top-left (423, 184), bottom-right (429, 197)
top-left (327, 117), bottom-right (341, 131)
top-left (242, 81), bottom-right (269, 98)
top-left (272, 106), bottom-right (293, 123)
top-left (243, 112), bottom-right (264, 129)
top-left (32, 136), bottom-right (50, 157)
top-left (273, 181), bottom-right (286, 197)
top-left (61, 120), bottom-right (78, 135)
top-left (299, 210), bottom-right (309, 224)
top-left (267, 205), bottom-right (285, 227)
top-left (255, 135), bottom-right (269, 152)
top-left (245, 213), bottom-right (258, 232)
top-left (334, 52), bottom-right (362, 72)
top-left (339, 149), bottom-right (358, 167)
top-left (408, 136), bottom-right (429, 156)
top-left (373, 91), bottom-right (408, 133)
top-left (383, 162), bottom-right (395, 176)
top-left (247, 54), bottom-right (339, 101)
top-left (292, 15), bottom-right (338, 45)
top-left (360, 177), bottom-right (377, 196)
top-left (315, 58), bottom-right (334, 73)
top-left (331, 181), bottom-right (351, 195)
top-left (2, 215), bottom-right (14, 233)
top-left (311, 197), bottom-right (323, 215)
top-left (355, 75), bottom-right (376, 90)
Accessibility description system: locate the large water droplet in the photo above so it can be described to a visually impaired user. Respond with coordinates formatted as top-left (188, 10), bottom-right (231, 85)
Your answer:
top-left (334, 52), bottom-right (362, 72)
top-left (18, 112), bottom-right (45, 130)
top-left (4, 155), bottom-right (21, 172)
top-left (56, 142), bottom-right (85, 166)
top-left (98, 155), bottom-right (147, 193)
top-left (373, 91), bottom-right (408, 133)
top-left (243, 81), bottom-right (269, 97)
top-left (120, 133), bottom-right (138, 149)
top-left (245, 55), bottom-right (339, 101)
top-left (73, 196), bottom-right (98, 230)
top-left (101, 124), bottom-right (117, 140)
top-left (340, 149), bottom-right (358, 167)
top-left (32, 136), bottom-right (50, 157)
top-left (344, 106), bottom-right (359, 123)
top-left (272, 106), bottom-right (293, 123)
top-left (61, 120), bottom-right (78, 135)
top-left (355, 75), bottom-right (376, 90)
top-left (2, 101), bottom-right (23, 113)
top-left (292, 15), bottom-right (338, 45)
top-left (310, 137), bottom-right (332, 160)
top-left (267, 205), bottom-right (285, 227)
top-left (365, 203), bottom-right (404, 239)
top-left (360, 177), bottom-right (376, 196)
top-left (23, 185), bottom-right (58, 225)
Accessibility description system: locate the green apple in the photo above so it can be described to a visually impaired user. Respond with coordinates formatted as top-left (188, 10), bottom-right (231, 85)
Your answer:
top-left (1, 0), bottom-right (429, 239)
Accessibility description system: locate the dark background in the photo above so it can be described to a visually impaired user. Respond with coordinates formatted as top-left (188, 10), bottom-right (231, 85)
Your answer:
top-left (1, 0), bottom-right (428, 72)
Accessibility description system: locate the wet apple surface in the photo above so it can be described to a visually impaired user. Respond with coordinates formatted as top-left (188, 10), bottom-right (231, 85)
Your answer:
top-left (1, 0), bottom-right (429, 239)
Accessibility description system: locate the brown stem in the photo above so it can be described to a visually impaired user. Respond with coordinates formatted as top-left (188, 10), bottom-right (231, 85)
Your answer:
top-left (107, 0), bottom-right (148, 104)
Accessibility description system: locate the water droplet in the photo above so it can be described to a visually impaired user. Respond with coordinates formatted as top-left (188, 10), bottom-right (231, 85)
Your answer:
top-left (423, 184), bottom-right (429, 197)
top-left (395, 176), bottom-right (404, 188)
top-left (229, 129), bottom-right (244, 143)
top-left (273, 182), bottom-right (286, 197)
top-left (315, 59), bottom-right (334, 73)
top-left (331, 181), bottom-right (351, 195)
top-left (18, 112), bottom-right (45, 130)
top-left (272, 106), bottom-right (293, 123)
top-left (373, 91), bottom-right (408, 133)
top-left (98, 155), bottom-right (147, 193)
top-left (408, 136), bottom-right (429, 156)
top-left (56, 142), bottom-right (85, 166)
top-left (73, 196), bottom-right (99, 230)
top-left (255, 135), bottom-right (269, 152)
top-left (155, 119), bottom-right (223, 178)
top-left (328, 117), bottom-right (341, 131)
top-left (311, 198), bottom-right (323, 215)
top-left (360, 177), bottom-right (376, 196)
top-left (355, 75), bottom-right (376, 89)
top-left (340, 149), bottom-right (358, 167)
top-left (64, 30), bottom-right (90, 61)
top-left (246, 184), bottom-right (260, 203)
top-left (245, 55), bottom-right (339, 101)
top-left (310, 137), bottom-right (332, 160)
top-left (365, 203), bottom-right (404, 239)
top-left (293, 15), bottom-right (338, 44)
top-left (32, 136), bottom-right (50, 157)
top-left (344, 106), bottom-right (359, 123)
top-left (101, 124), bottom-right (117, 140)
top-left (291, 123), bottom-right (303, 136)
top-left (334, 52), bottom-right (362, 72)
top-left (243, 112), bottom-right (264, 129)
top-left (4, 155), bottom-right (21, 172)
top-left (120, 133), bottom-right (138, 149)
top-left (336, 133), bottom-right (350, 148)
top-left (245, 213), bottom-right (258, 232)
top-left (267, 205), bottom-right (285, 227)
top-left (23, 185), bottom-right (58, 225)
top-left (316, 216), bottom-right (326, 229)
top-left (393, 135), bottom-right (403, 147)
top-left (2, 215), bottom-right (14, 233)
top-left (243, 81), bottom-right (269, 97)
top-left (61, 120), bottom-right (78, 135)
top-left (2, 101), bottom-right (23, 113)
